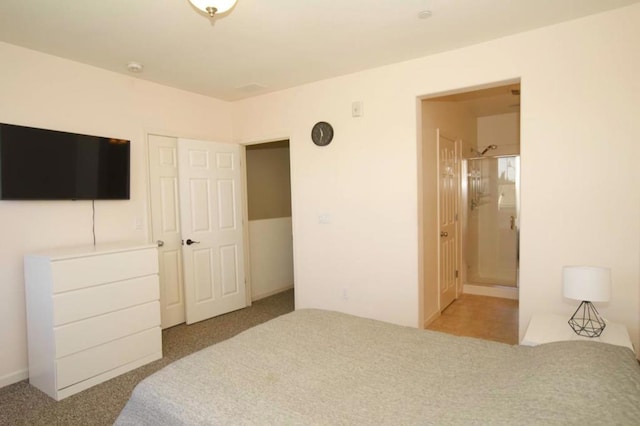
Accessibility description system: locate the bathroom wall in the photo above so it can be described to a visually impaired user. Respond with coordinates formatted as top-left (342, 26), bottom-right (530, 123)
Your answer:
top-left (476, 112), bottom-right (520, 156)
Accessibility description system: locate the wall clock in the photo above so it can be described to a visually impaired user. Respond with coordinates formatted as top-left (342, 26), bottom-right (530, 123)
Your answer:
top-left (311, 121), bottom-right (334, 146)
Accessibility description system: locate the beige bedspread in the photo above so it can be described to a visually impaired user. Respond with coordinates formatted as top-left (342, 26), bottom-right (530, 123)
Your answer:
top-left (116, 309), bottom-right (640, 425)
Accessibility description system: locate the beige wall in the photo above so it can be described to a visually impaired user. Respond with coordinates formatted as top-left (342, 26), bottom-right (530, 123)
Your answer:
top-left (246, 142), bottom-right (292, 220)
top-left (232, 4), bottom-right (640, 353)
top-left (420, 101), bottom-right (477, 326)
top-left (0, 41), bottom-right (233, 385)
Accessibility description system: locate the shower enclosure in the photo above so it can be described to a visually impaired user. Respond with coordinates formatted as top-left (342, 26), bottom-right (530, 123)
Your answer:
top-left (465, 155), bottom-right (519, 287)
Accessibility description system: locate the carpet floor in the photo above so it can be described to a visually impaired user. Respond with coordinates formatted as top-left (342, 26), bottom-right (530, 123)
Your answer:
top-left (0, 289), bottom-right (294, 425)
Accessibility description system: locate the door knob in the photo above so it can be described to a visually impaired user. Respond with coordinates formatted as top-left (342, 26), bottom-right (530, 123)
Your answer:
top-left (186, 239), bottom-right (200, 246)
top-left (440, 231), bottom-right (448, 237)
top-left (156, 240), bottom-right (164, 247)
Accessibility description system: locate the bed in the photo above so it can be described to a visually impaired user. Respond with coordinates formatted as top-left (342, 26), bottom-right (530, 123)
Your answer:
top-left (116, 309), bottom-right (640, 425)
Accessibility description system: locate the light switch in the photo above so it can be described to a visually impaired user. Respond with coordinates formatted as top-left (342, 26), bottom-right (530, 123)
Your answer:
top-left (318, 214), bottom-right (331, 224)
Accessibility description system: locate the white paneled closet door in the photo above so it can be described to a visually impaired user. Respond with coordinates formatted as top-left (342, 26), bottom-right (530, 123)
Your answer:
top-left (148, 135), bottom-right (186, 328)
top-left (178, 138), bottom-right (247, 324)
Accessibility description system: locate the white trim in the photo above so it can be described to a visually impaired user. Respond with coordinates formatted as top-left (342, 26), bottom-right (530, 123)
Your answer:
top-left (241, 144), bottom-right (253, 308)
top-left (464, 283), bottom-right (519, 300)
top-left (0, 368), bottom-right (28, 389)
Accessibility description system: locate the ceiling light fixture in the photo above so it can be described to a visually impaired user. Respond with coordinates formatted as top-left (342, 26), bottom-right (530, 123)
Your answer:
top-left (127, 62), bottom-right (144, 73)
top-left (188, 0), bottom-right (238, 18)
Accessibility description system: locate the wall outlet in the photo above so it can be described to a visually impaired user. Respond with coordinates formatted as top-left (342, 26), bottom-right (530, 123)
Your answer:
top-left (318, 213), bottom-right (331, 224)
top-left (342, 288), bottom-right (349, 301)
top-left (351, 101), bottom-right (363, 117)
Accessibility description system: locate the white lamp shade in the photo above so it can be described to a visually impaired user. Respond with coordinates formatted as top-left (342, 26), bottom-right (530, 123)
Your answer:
top-left (562, 266), bottom-right (611, 302)
top-left (188, 0), bottom-right (237, 14)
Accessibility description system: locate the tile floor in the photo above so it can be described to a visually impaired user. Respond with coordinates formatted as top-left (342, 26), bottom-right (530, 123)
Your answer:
top-left (426, 293), bottom-right (519, 345)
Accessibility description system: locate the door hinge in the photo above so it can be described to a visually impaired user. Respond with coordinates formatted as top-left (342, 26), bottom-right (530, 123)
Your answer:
top-left (455, 270), bottom-right (459, 279)
top-left (455, 213), bottom-right (458, 221)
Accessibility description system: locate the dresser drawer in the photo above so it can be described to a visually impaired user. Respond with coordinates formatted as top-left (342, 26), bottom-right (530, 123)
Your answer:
top-left (56, 327), bottom-right (161, 390)
top-left (51, 248), bottom-right (158, 293)
top-left (55, 301), bottom-right (160, 358)
top-left (53, 275), bottom-right (159, 326)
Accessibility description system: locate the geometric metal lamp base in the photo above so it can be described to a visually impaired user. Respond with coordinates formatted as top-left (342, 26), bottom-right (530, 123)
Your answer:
top-left (568, 301), bottom-right (606, 338)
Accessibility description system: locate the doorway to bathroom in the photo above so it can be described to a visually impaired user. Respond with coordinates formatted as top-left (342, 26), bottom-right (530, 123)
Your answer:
top-left (420, 81), bottom-right (520, 340)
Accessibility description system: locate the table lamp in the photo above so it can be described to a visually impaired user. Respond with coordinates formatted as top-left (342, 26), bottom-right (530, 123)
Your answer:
top-left (562, 266), bottom-right (611, 337)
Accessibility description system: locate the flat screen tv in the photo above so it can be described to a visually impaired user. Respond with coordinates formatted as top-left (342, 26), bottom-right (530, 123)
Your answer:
top-left (0, 123), bottom-right (130, 200)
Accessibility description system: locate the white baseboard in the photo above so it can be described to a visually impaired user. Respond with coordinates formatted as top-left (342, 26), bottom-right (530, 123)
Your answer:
top-left (464, 284), bottom-right (519, 300)
top-left (0, 368), bottom-right (28, 389)
top-left (251, 285), bottom-right (294, 302)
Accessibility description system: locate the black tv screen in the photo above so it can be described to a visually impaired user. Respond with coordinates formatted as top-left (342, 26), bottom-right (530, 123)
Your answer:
top-left (0, 123), bottom-right (130, 200)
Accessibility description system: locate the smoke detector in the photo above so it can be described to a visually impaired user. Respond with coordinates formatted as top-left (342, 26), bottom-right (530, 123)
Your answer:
top-left (127, 62), bottom-right (144, 73)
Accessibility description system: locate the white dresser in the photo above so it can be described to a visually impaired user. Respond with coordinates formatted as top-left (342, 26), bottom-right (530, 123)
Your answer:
top-left (24, 242), bottom-right (162, 400)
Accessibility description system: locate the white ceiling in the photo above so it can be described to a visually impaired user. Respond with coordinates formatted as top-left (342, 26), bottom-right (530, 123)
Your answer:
top-left (0, 0), bottom-right (637, 101)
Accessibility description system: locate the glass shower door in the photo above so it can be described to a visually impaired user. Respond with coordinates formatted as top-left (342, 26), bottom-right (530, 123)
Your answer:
top-left (466, 156), bottom-right (519, 287)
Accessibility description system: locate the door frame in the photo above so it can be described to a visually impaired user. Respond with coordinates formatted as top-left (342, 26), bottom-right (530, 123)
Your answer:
top-left (242, 138), bottom-right (295, 303)
top-left (418, 78), bottom-right (522, 330)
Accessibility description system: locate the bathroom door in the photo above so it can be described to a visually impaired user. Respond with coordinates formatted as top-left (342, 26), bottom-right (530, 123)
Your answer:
top-left (438, 131), bottom-right (459, 310)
